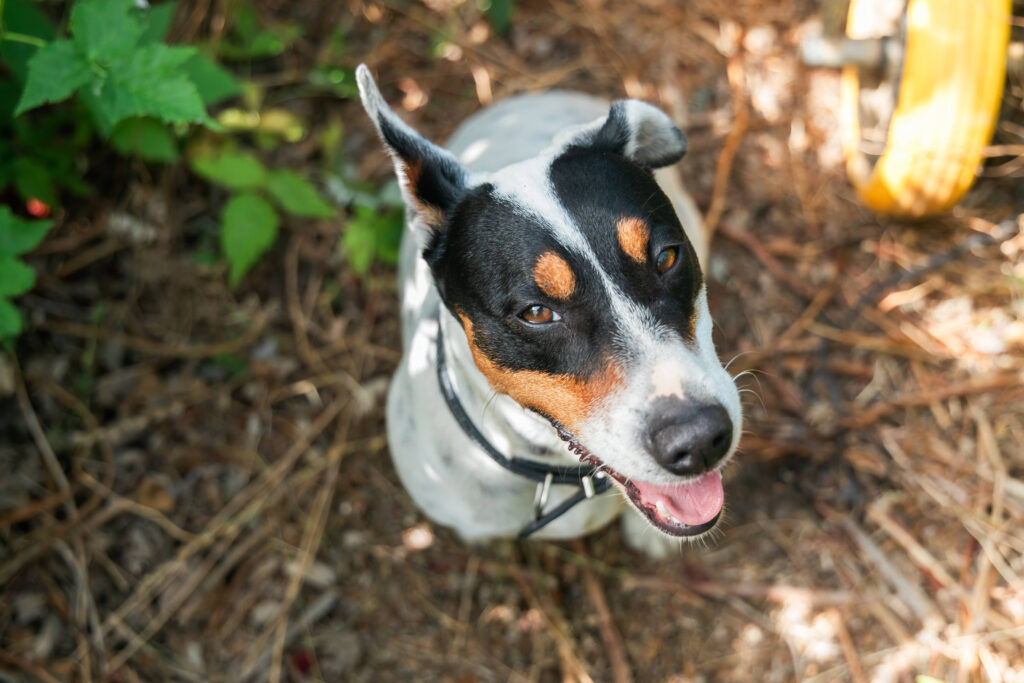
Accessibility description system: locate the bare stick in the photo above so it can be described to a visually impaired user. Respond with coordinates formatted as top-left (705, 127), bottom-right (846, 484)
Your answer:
top-left (572, 539), bottom-right (633, 683)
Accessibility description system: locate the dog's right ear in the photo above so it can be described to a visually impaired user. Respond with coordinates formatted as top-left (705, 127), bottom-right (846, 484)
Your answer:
top-left (356, 65), bottom-right (467, 248)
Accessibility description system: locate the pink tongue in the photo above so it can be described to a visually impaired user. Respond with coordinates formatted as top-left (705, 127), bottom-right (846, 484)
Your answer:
top-left (634, 471), bottom-right (724, 526)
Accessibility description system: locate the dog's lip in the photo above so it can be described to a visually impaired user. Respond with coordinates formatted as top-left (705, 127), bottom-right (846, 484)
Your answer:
top-left (553, 424), bottom-right (724, 538)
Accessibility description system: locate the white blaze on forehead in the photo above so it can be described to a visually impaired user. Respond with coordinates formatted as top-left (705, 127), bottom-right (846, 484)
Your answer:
top-left (650, 358), bottom-right (684, 398)
top-left (487, 155), bottom-right (658, 355)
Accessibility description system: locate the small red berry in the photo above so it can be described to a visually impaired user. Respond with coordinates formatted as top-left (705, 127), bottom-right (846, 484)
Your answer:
top-left (289, 649), bottom-right (314, 676)
top-left (26, 198), bottom-right (51, 218)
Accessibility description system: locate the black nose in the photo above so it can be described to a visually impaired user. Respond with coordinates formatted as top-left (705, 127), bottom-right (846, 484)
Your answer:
top-left (649, 403), bottom-right (733, 476)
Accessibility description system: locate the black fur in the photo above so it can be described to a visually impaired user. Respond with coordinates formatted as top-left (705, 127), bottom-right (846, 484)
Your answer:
top-left (431, 186), bottom-right (612, 380)
top-left (376, 115), bottom-right (466, 254)
top-left (549, 148), bottom-right (702, 343)
top-left (428, 148), bottom-right (702, 384)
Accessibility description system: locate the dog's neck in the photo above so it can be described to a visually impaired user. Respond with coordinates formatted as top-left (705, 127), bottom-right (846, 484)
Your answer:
top-left (437, 307), bottom-right (577, 467)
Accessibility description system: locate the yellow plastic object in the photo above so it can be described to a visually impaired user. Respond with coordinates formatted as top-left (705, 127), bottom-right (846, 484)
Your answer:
top-left (841, 0), bottom-right (1011, 217)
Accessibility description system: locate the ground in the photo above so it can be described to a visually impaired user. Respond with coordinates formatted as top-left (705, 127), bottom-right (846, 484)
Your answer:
top-left (2, 0), bottom-right (1024, 681)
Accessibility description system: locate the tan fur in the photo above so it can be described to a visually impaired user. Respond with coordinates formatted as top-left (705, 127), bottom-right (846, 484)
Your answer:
top-left (533, 251), bottom-right (576, 300)
top-left (402, 159), bottom-right (444, 228)
top-left (616, 217), bottom-right (649, 264)
top-left (460, 317), bottom-right (621, 431)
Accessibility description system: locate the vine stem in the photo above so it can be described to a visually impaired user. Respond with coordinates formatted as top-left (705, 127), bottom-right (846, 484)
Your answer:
top-left (0, 0), bottom-right (47, 48)
top-left (2, 31), bottom-right (46, 47)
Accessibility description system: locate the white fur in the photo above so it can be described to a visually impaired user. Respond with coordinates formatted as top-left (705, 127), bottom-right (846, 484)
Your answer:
top-left (370, 80), bottom-right (742, 552)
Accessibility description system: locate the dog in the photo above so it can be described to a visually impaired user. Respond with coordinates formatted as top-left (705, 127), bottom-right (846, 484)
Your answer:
top-left (356, 65), bottom-right (742, 557)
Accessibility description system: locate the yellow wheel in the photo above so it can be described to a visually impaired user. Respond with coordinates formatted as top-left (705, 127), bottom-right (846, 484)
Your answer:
top-left (841, 0), bottom-right (1011, 217)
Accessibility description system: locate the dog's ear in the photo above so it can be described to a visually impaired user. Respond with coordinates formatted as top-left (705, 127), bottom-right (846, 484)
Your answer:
top-left (561, 100), bottom-right (688, 169)
top-left (356, 65), bottom-right (467, 246)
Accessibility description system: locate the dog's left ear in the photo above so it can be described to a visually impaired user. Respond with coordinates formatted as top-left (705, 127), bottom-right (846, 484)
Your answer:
top-left (563, 100), bottom-right (688, 169)
top-left (356, 65), bottom-right (467, 244)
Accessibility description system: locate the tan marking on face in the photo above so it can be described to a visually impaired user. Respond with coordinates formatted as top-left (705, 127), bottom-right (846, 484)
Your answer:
top-left (401, 159), bottom-right (443, 228)
top-left (459, 317), bottom-right (621, 431)
top-left (617, 217), bottom-right (649, 264)
top-left (533, 252), bottom-right (576, 300)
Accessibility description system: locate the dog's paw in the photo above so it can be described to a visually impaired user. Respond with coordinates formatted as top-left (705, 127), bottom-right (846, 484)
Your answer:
top-left (620, 509), bottom-right (681, 560)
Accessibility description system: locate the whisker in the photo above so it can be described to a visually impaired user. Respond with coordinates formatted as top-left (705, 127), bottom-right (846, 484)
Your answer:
top-left (737, 388), bottom-right (765, 409)
top-left (724, 350), bottom-right (758, 371)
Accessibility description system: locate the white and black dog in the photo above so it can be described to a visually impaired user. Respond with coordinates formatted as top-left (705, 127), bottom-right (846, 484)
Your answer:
top-left (357, 65), bottom-right (742, 557)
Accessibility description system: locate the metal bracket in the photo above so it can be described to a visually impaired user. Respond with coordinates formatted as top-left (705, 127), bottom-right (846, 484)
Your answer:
top-left (532, 472), bottom-right (554, 520)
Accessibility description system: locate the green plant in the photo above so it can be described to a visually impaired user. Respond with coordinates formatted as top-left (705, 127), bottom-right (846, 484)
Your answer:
top-left (342, 204), bottom-right (403, 275)
top-left (12, 0), bottom-right (232, 136)
top-left (0, 0), bottom-right (391, 346)
top-left (190, 149), bottom-right (336, 284)
top-left (1, 0), bottom-right (242, 206)
top-left (216, 3), bottom-right (300, 61)
top-left (0, 0), bottom-right (342, 302)
top-left (0, 208), bottom-right (53, 343)
top-left (325, 158), bottom-right (404, 275)
top-left (482, 0), bottom-right (515, 35)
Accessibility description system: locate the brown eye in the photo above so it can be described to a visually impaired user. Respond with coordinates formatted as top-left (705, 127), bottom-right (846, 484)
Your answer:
top-left (520, 305), bottom-right (560, 324)
top-left (655, 246), bottom-right (678, 274)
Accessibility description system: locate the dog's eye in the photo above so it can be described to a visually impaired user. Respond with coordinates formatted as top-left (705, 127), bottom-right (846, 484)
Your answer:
top-left (655, 246), bottom-right (678, 274)
top-left (520, 305), bottom-right (561, 324)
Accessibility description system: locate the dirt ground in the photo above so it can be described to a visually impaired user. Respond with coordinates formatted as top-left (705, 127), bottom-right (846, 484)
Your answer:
top-left (2, 0), bottom-right (1024, 681)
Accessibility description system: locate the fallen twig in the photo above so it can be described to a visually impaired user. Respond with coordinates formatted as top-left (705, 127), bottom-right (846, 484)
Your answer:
top-left (37, 313), bottom-right (269, 359)
top-left (705, 55), bottom-right (749, 240)
top-left (572, 539), bottom-right (633, 683)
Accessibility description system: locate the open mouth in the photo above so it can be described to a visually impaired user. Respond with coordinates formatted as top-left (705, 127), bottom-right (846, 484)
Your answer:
top-left (555, 426), bottom-right (723, 537)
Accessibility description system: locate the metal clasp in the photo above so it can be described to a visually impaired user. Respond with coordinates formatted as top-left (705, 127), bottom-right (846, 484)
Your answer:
top-left (581, 475), bottom-right (595, 499)
top-left (532, 472), bottom-right (554, 520)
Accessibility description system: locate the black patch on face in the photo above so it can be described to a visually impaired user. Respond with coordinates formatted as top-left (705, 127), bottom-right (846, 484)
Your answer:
top-left (549, 148), bottom-right (703, 343)
top-left (429, 148), bottom-right (701, 384)
top-left (429, 185), bottom-right (613, 380)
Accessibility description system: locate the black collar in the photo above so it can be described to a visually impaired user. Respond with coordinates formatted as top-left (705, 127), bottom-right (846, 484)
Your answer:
top-left (435, 321), bottom-right (612, 537)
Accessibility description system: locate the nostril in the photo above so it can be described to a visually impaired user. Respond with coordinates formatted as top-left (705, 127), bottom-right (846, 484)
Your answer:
top-left (710, 430), bottom-right (730, 457)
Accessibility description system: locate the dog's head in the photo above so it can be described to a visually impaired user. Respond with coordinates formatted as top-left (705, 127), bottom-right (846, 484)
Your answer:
top-left (358, 66), bottom-right (742, 539)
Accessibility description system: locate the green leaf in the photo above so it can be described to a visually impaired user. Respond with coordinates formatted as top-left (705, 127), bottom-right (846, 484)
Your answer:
top-left (374, 210), bottom-right (404, 265)
top-left (0, 208), bottom-right (54, 255)
top-left (0, 81), bottom-right (19, 125)
top-left (484, 0), bottom-right (515, 35)
top-left (219, 4), bottom-right (301, 60)
top-left (342, 205), bottom-right (403, 275)
top-left (192, 151), bottom-right (266, 190)
top-left (70, 0), bottom-right (143, 62)
top-left (11, 157), bottom-right (57, 206)
top-left (137, 2), bottom-right (179, 45)
top-left (211, 351), bottom-right (248, 378)
top-left (265, 170), bottom-right (335, 218)
top-left (220, 193), bottom-right (279, 285)
top-left (181, 53), bottom-right (242, 105)
top-left (0, 256), bottom-right (36, 296)
top-left (307, 65), bottom-right (359, 98)
top-left (15, 40), bottom-right (93, 115)
top-left (0, 298), bottom-right (23, 340)
top-left (343, 208), bottom-right (376, 275)
top-left (0, 0), bottom-right (58, 82)
top-left (110, 117), bottom-right (180, 161)
top-left (79, 44), bottom-right (208, 134)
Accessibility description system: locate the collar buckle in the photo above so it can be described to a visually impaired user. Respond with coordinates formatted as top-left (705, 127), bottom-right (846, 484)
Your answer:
top-left (435, 322), bottom-right (612, 538)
